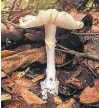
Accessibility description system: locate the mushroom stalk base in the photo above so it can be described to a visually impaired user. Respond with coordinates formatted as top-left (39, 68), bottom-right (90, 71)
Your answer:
top-left (40, 24), bottom-right (59, 100)
top-left (40, 80), bottom-right (59, 100)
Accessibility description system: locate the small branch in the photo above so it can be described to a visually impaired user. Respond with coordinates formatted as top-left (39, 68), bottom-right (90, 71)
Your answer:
top-left (56, 44), bottom-right (99, 62)
top-left (8, 0), bottom-right (17, 20)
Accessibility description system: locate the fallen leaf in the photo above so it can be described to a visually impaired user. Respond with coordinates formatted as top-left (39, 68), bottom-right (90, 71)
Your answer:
top-left (8, 24), bottom-right (16, 32)
top-left (1, 23), bottom-right (8, 33)
top-left (8, 71), bottom-right (25, 82)
top-left (31, 74), bottom-right (45, 83)
top-left (80, 86), bottom-right (99, 103)
top-left (15, 44), bottom-right (32, 52)
top-left (1, 50), bottom-right (16, 58)
top-left (19, 87), bottom-right (45, 105)
top-left (24, 31), bottom-right (44, 42)
top-left (55, 53), bottom-right (66, 65)
top-left (57, 98), bottom-right (75, 108)
top-left (54, 96), bottom-right (62, 104)
top-left (1, 94), bottom-right (11, 101)
top-left (91, 25), bottom-right (99, 32)
top-left (11, 86), bottom-right (20, 94)
top-left (1, 82), bottom-right (14, 94)
top-left (15, 78), bottom-right (36, 89)
top-left (2, 47), bottom-right (45, 74)
top-left (94, 79), bottom-right (99, 87)
top-left (6, 100), bottom-right (28, 108)
top-left (67, 78), bottom-right (82, 88)
top-left (1, 71), bottom-right (6, 78)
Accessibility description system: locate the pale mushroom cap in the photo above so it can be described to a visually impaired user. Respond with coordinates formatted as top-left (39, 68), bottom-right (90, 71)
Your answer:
top-left (55, 11), bottom-right (84, 29)
top-left (19, 9), bottom-right (84, 29)
top-left (19, 15), bottom-right (44, 28)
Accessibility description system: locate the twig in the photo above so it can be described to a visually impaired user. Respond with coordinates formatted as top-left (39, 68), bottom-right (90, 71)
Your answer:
top-left (8, 0), bottom-right (17, 20)
top-left (65, 67), bottom-right (82, 83)
top-left (56, 44), bottom-right (99, 62)
top-left (84, 63), bottom-right (98, 78)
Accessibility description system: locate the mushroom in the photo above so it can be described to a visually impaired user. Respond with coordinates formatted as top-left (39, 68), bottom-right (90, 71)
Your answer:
top-left (19, 9), bottom-right (84, 100)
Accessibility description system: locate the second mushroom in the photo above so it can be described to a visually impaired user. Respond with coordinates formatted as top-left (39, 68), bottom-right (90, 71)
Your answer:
top-left (19, 9), bottom-right (84, 100)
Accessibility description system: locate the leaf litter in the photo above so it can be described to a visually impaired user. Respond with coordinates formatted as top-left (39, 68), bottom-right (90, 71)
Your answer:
top-left (1, 0), bottom-right (99, 108)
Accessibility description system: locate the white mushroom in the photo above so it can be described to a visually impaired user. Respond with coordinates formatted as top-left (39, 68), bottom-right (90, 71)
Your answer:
top-left (19, 9), bottom-right (84, 100)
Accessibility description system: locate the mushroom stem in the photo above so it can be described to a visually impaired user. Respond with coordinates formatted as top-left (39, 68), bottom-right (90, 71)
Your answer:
top-left (40, 24), bottom-right (59, 100)
top-left (45, 24), bottom-right (56, 81)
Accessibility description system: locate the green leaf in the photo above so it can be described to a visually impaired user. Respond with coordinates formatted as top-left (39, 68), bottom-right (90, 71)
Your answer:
top-left (1, 0), bottom-right (9, 11)
top-left (86, 1), bottom-right (95, 8)
top-left (21, 0), bottom-right (28, 8)
top-left (42, 0), bottom-right (57, 8)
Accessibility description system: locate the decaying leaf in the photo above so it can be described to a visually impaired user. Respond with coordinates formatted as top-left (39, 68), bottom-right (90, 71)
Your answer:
top-left (94, 79), bottom-right (99, 87)
top-left (54, 96), bottom-right (62, 104)
top-left (55, 53), bottom-right (66, 65)
top-left (15, 44), bottom-right (32, 52)
top-left (57, 98), bottom-right (75, 108)
top-left (1, 94), bottom-right (11, 101)
top-left (19, 87), bottom-right (45, 105)
top-left (24, 31), bottom-right (44, 41)
top-left (1, 50), bottom-right (16, 58)
top-left (1, 23), bottom-right (8, 33)
top-left (1, 71), bottom-right (6, 78)
top-left (9, 71), bottom-right (25, 82)
top-left (91, 25), bottom-right (99, 32)
top-left (5, 100), bottom-right (27, 108)
top-left (15, 78), bottom-right (37, 89)
top-left (3, 71), bottom-right (25, 83)
top-left (31, 74), bottom-right (45, 83)
top-left (2, 47), bottom-right (45, 74)
top-left (80, 86), bottom-right (99, 104)
top-left (67, 78), bottom-right (82, 88)
top-left (84, 40), bottom-right (99, 74)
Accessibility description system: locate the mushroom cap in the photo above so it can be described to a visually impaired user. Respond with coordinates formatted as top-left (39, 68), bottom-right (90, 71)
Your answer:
top-left (19, 9), bottom-right (84, 29)
top-left (55, 11), bottom-right (84, 29)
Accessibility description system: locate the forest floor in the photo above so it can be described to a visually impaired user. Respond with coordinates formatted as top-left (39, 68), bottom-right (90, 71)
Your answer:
top-left (1, 0), bottom-right (99, 108)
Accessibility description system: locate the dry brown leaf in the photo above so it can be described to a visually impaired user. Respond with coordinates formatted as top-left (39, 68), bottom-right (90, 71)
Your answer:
top-left (15, 78), bottom-right (36, 89)
top-left (57, 98), bottom-right (75, 108)
top-left (1, 23), bottom-right (8, 33)
top-left (8, 71), bottom-right (25, 82)
top-left (32, 74), bottom-right (45, 83)
top-left (91, 25), bottom-right (99, 32)
top-left (72, 13), bottom-right (85, 21)
top-left (1, 50), bottom-right (16, 58)
top-left (19, 87), bottom-right (45, 105)
top-left (84, 41), bottom-right (99, 73)
top-left (2, 47), bottom-right (45, 74)
top-left (6, 100), bottom-right (28, 108)
top-left (94, 79), bottom-right (99, 87)
top-left (54, 96), bottom-right (62, 104)
top-left (97, 69), bottom-right (99, 74)
top-left (80, 86), bottom-right (99, 103)
top-left (1, 71), bottom-right (6, 78)
top-left (1, 94), bottom-right (11, 101)
top-left (67, 78), bottom-right (82, 88)
top-left (91, 12), bottom-right (99, 20)
top-left (24, 31), bottom-right (44, 41)
top-left (7, 100), bottom-right (23, 108)
top-left (15, 44), bottom-right (32, 52)
top-left (55, 53), bottom-right (66, 65)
